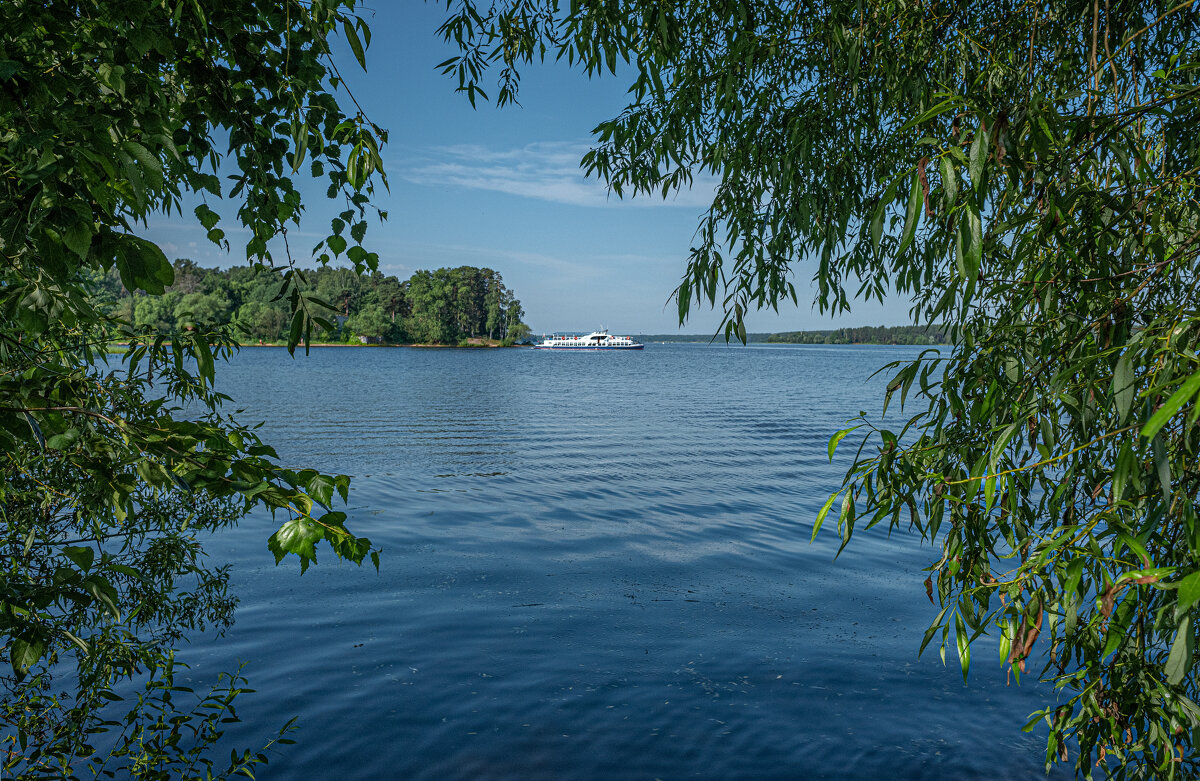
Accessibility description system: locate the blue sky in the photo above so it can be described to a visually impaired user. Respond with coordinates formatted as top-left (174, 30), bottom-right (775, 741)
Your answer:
top-left (146, 3), bottom-right (910, 335)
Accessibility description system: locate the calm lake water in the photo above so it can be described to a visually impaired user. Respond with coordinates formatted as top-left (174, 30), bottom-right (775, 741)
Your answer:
top-left (187, 343), bottom-right (1067, 779)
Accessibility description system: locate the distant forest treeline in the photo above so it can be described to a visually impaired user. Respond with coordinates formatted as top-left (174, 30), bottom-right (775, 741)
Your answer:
top-left (633, 333), bottom-right (772, 343)
top-left (766, 325), bottom-right (949, 345)
top-left (98, 261), bottom-right (530, 344)
top-left (635, 326), bottom-right (948, 345)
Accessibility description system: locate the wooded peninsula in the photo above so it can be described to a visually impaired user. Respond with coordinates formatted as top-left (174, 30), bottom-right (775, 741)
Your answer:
top-left (96, 261), bottom-right (531, 345)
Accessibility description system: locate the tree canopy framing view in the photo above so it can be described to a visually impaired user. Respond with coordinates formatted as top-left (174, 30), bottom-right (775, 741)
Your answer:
top-left (1, 0), bottom-right (1198, 777)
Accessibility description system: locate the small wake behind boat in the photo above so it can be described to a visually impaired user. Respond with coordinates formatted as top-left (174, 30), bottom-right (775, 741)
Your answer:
top-left (533, 330), bottom-right (644, 350)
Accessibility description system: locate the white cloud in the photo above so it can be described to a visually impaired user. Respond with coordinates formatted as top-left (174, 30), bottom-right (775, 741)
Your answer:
top-left (397, 240), bottom-right (590, 275)
top-left (402, 141), bottom-right (715, 208)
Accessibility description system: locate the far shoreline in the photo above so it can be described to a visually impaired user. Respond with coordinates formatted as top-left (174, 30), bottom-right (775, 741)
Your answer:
top-left (235, 342), bottom-right (515, 348)
top-left (106, 340), bottom-right (520, 352)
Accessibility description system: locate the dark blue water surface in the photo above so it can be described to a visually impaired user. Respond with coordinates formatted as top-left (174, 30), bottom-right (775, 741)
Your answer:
top-left (186, 343), bottom-right (1066, 779)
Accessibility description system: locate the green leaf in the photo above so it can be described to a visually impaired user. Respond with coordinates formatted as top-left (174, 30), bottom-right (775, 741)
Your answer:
top-left (1112, 354), bottom-right (1134, 423)
top-left (114, 234), bottom-right (174, 294)
top-left (990, 420), bottom-right (1021, 465)
top-left (0, 60), bottom-right (21, 81)
top-left (10, 634), bottom-right (45, 679)
top-left (1112, 441), bottom-right (1133, 502)
top-left (60, 629), bottom-right (90, 656)
top-left (63, 545), bottom-right (94, 571)
top-left (288, 309), bottom-right (304, 353)
top-left (954, 611), bottom-right (971, 682)
top-left (1065, 595), bottom-right (1079, 636)
top-left (1178, 571), bottom-right (1200, 613)
top-left (1152, 433), bottom-right (1171, 504)
top-left (919, 606), bottom-right (950, 656)
top-left (812, 491), bottom-right (839, 541)
top-left (836, 491), bottom-right (854, 541)
top-left (23, 412), bottom-right (44, 450)
top-left (343, 18), bottom-right (367, 69)
top-left (97, 62), bottom-right (126, 96)
top-left (62, 214), bottom-right (94, 260)
top-left (46, 428), bottom-right (79, 451)
top-left (1063, 557), bottom-right (1085, 598)
top-left (827, 424), bottom-right (862, 461)
top-left (958, 204), bottom-right (982, 283)
top-left (194, 337), bottom-right (214, 385)
top-left (291, 123), bottom-right (309, 172)
top-left (1103, 595), bottom-right (1136, 659)
top-left (1166, 615), bottom-right (1192, 686)
top-left (268, 517), bottom-right (324, 572)
top-left (897, 170), bottom-right (921, 255)
top-left (1142, 368), bottom-right (1200, 439)
top-left (308, 474), bottom-right (335, 508)
top-left (82, 575), bottom-right (121, 620)
top-left (939, 155), bottom-right (957, 208)
top-left (969, 121), bottom-right (989, 194)
top-left (122, 139), bottom-right (162, 177)
top-left (870, 206), bottom-right (883, 254)
top-left (194, 203), bottom-right (220, 231)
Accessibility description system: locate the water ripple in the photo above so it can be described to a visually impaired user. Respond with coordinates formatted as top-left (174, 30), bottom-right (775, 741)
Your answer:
top-left (185, 344), bottom-right (1066, 780)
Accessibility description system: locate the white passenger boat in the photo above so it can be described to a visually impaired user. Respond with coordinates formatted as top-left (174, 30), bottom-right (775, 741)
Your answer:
top-left (533, 330), bottom-right (644, 350)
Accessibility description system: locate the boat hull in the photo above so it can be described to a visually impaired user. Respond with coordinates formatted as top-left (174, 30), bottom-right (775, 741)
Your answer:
top-left (532, 344), bottom-right (644, 350)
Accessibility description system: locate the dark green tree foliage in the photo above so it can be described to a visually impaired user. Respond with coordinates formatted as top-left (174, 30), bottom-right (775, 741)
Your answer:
top-left (402, 266), bottom-right (524, 344)
top-left (1, 0), bottom-right (386, 774)
top-left (440, 1), bottom-right (1200, 775)
top-left (110, 261), bottom-right (527, 344)
top-left (767, 325), bottom-right (950, 345)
